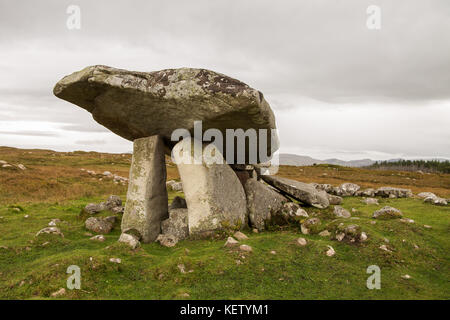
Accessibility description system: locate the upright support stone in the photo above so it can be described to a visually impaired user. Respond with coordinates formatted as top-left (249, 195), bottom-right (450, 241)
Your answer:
top-left (173, 138), bottom-right (247, 236)
top-left (122, 135), bottom-right (168, 243)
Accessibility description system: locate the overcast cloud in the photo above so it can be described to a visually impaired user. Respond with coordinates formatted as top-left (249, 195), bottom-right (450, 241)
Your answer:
top-left (0, 0), bottom-right (449, 159)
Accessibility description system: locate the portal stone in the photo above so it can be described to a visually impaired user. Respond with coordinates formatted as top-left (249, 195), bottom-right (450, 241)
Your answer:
top-left (121, 135), bottom-right (168, 243)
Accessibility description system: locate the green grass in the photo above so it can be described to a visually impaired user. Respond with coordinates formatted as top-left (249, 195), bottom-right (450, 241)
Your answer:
top-left (1, 192), bottom-right (449, 300)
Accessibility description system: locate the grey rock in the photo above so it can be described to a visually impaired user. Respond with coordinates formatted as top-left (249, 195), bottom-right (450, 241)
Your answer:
top-left (156, 234), bottom-right (178, 247)
top-left (417, 192), bottom-right (436, 199)
top-left (90, 235), bottom-right (105, 242)
top-left (361, 197), bottom-right (379, 205)
top-left (373, 206), bottom-right (403, 219)
top-left (338, 183), bottom-right (360, 196)
top-left (166, 180), bottom-right (183, 192)
top-left (118, 233), bottom-right (140, 249)
top-left (327, 194), bottom-right (343, 205)
top-left (281, 202), bottom-right (309, 218)
top-left (83, 203), bottom-right (105, 215)
top-left (85, 216), bottom-right (116, 234)
top-left (333, 206), bottom-right (351, 218)
top-left (36, 227), bottom-right (64, 237)
top-left (233, 231), bottom-right (249, 241)
top-left (243, 178), bottom-right (288, 230)
top-left (261, 175), bottom-right (329, 208)
top-left (53, 65), bottom-right (278, 163)
top-left (104, 195), bottom-right (122, 210)
top-left (224, 236), bottom-right (239, 248)
top-left (424, 196), bottom-right (447, 206)
top-left (122, 136), bottom-right (168, 243)
top-left (161, 208), bottom-right (189, 241)
top-left (355, 188), bottom-right (376, 197)
top-left (375, 187), bottom-right (412, 198)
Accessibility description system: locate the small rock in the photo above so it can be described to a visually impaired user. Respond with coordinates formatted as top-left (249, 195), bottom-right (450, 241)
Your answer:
top-left (48, 219), bottom-right (61, 226)
top-left (379, 245), bottom-right (392, 252)
top-left (90, 235), bottom-right (105, 242)
top-left (233, 231), bottom-right (249, 241)
top-left (270, 250), bottom-right (276, 255)
top-left (224, 237), bottom-right (239, 248)
top-left (301, 224), bottom-right (309, 235)
top-left (295, 237), bottom-right (307, 246)
top-left (335, 232), bottom-right (345, 241)
top-left (326, 245), bottom-right (335, 257)
top-left (372, 206), bottom-right (403, 219)
top-left (400, 218), bottom-right (415, 224)
top-left (85, 216), bottom-right (116, 234)
top-left (109, 258), bottom-right (121, 264)
top-left (318, 230), bottom-right (330, 237)
top-left (239, 244), bottom-right (253, 252)
top-left (360, 232), bottom-right (368, 242)
top-left (17, 164), bottom-right (27, 170)
top-left (118, 233), bottom-right (140, 249)
top-left (51, 288), bottom-right (66, 297)
top-left (252, 228), bottom-right (259, 234)
top-left (24, 215), bottom-right (29, 219)
top-left (36, 227), bottom-right (64, 237)
top-left (177, 264), bottom-right (186, 274)
top-left (362, 198), bottom-right (379, 205)
top-left (401, 274), bottom-right (411, 279)
top-left (156, 234), bottom-right (178, 247)
top-left (41, 241), bottom-right (50, 246)
top-left (333, 206), bottom-right (351, 218)
top-left (423, 225), bottom-right (432, 229)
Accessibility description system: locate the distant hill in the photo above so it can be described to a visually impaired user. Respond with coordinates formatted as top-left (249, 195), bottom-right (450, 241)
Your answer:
top-left (278, 153), bottom-right (375, 167)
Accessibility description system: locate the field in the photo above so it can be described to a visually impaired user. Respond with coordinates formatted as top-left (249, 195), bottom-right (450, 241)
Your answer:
top-left (0, 146), bottom-right (449, 299)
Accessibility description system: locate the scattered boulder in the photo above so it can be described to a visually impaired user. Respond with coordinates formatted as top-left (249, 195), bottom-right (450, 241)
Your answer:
top-left (118, 233), bottom-right (140, 249)
top-left (36, 227), bottom-right (64, 237)
top-left (104, 195), bottom-right (122, 210)
top-left (169, 196), bottom-right (187, 210)
top-left (233, 231), bottom-right (249, 241)
top-left (301, 217), bottom-right (321, 234)
top-left (83, 203), bottom-right (104, 215)
top-left (327, 194), bottom-right (343, 205)
top-left (224, 236), bottom-right (239, 248)
top-left (417, 192), bottom-right (436, 199)
top-left (424, 195), bottom-right (448, 206)
top-left (373, 206), bottom-right (403, 219)
top-left (361, 198), bottom-right (379, 205)
top-left (338, 183), bottom-right (360, 196)
top-left (355, 188), bottom-right (376, 197)
top-left (280, 202), bottom-right (309, 219)
top-left (326, 246), bottom-right (335, 257)
top-left (261, 175), bottom-right (329, 209)
top-left (239, 244), bottom-right (253, 252)
top-left (334, 224), bottom-right (366, 243)
top-left (333, 206), bottom-right (351, 218)
top-left (161, 208), bottom-right (189, 241)
top-left (375, 187), bottom-right (412, 198)
top-left (156, 234), bottom-right (178, 247)
top-left (244, 178), bottom-right (288, 230)
top-left (295, 237), bottom-right (307, 246)
top-left (85, 216), bottom-right (116, 234)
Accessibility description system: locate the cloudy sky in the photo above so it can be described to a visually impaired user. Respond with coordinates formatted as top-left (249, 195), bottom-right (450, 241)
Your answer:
top-left (0, 0), bottom-right (449, 160)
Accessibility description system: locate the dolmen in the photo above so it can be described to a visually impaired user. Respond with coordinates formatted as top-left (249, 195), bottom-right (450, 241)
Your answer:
top-left (53, 65), bottom-right (324, 245)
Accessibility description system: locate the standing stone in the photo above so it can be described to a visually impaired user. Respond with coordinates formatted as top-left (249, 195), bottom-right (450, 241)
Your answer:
top-left (173, 138), bottom-right (247, 235)
top-left (244, 179), bottom-right (288, 230)
top-left (122, 136), bottom-right (168, 243)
